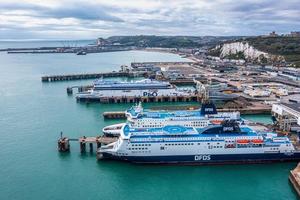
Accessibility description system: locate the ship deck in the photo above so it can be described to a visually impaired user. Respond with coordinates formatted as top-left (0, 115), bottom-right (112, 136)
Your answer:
top-left (124, 125), bottom-right (260, 138)
top-left (127, 109), bottom-right (202, 119)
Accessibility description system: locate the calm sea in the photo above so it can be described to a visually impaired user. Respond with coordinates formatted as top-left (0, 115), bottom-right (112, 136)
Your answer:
top-left (0, 41), bottom-right (297, 200)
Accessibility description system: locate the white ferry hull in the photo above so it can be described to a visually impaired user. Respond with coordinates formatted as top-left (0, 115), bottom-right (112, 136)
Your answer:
top-left (100, 152), bottom-right (300, 164)
top-left (77, 88), bottom-right (192, 99)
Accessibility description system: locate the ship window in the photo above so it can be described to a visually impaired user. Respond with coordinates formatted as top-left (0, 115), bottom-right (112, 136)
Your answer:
top-left (160, 146), bottom-right (165, 150)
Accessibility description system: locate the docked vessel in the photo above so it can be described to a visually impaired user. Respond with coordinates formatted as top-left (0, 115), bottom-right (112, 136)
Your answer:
top-left (98, 120), bottom-right (300, 164)
top-left (76, 51), bottom-right (87, 55)
top-left (76, 79), bottom-right (194, 100)
top-left (103, 102), bottom-right (240, 136)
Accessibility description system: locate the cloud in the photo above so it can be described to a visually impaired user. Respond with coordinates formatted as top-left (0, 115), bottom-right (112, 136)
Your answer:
top-left (0, 2), bottom-right (124, 22)
top-left (0, 0), bottom-right (299, 39)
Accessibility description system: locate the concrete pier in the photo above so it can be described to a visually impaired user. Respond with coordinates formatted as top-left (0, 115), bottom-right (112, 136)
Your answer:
top-left (57, 137), bottom-right (70, 152)
top-left (42, 72), bottom-right (144, 82)
top-left (77, 95), bottom-right (201, 104)
top-left (57, 135), bottom-right (118, 153)
top-left (289, 163), bottom-right (300, 197)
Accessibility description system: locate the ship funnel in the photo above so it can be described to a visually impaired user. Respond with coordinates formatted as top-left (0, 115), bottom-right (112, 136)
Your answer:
top-left (221, 120), bottom-right (241, 133)
top-left (200, 102), bottom-right (217, 115)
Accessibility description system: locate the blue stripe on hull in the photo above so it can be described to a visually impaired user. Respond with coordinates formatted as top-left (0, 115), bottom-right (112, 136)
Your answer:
top-left (94, 86), bottom-right (171, 90)
top-left (101, 152), bottom-right (300, 164)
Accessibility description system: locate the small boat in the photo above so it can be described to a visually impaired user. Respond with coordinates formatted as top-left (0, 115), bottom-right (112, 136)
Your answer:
top-left (76, 51), bottom-right (87, 55)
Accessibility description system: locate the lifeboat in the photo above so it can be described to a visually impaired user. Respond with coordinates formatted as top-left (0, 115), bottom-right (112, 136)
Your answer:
top-left (251, 139), bottom-right (264, 144)
top-left (210, 119), bottom-right (223, 125)
top-left (236, 139), bottom-right (250, 144)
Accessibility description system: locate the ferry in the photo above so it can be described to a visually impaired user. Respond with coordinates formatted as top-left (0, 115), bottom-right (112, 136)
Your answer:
top-left (98, 120), bottom-right (300, 164)
top-left (103, 102), bottom-right (240, 136)
top-left (93, 79), bottom-right (172, 90)
top-left (76, 79), bottom-right (193, 100)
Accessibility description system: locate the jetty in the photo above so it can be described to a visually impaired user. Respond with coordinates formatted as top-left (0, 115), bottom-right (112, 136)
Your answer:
top-left (289, 163), bottom-right (300, 196)
top-left (41, 72), bottom-right (144, 82)
top-left (57, 135), bottom-right (117, 153)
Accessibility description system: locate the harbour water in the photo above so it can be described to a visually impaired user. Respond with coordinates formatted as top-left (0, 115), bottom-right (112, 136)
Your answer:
top-left (0, 41), bottom-right (298, 200)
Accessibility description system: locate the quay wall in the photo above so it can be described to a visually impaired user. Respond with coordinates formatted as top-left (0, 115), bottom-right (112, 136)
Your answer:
top-left (289, 163), bottom-right (300, 197)
top-left (78, 95), bottom-right (201, 104)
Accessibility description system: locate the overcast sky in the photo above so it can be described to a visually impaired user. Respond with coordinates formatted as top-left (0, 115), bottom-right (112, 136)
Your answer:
top-left (0, 0), bottom-right (299, 40)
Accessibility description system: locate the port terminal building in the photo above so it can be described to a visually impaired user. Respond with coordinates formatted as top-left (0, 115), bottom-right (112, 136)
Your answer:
top-left (272, 103), bottom-right (300, 132)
